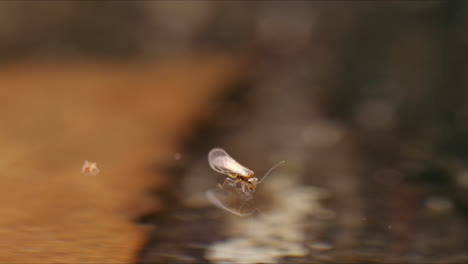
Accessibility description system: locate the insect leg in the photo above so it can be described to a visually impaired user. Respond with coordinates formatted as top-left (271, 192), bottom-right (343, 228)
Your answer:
top-left (223, 177), bottom-right (238, 187)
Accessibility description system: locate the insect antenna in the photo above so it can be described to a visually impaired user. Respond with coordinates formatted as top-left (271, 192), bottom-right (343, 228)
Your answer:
top-left (258, 160), bottom-right (286, 184)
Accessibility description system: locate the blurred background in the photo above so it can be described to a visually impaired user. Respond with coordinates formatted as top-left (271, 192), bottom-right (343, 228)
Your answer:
top-left (1, 1), bottom-right (468, 263)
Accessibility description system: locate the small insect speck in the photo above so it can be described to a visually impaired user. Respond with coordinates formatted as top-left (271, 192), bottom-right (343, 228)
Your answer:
top-left (81, 160), bottom-right (99, 176)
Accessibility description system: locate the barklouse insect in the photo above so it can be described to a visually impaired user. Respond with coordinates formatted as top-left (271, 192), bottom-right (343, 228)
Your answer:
top-left (206, 148), bottom-right (284, 216)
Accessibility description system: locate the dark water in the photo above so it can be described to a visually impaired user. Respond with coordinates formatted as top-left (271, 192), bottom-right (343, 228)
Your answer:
top-left (138, 3), bottom-right (468, 264)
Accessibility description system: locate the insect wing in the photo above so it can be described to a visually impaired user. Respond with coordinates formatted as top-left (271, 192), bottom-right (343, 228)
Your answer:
top-left (208, 148), bottom-right (252, 176)
top-left (206, 183), bottom-right (256, 217)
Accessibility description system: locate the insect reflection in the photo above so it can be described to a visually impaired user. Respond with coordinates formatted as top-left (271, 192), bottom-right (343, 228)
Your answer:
top-left (206, 148), bottom-right (285, 216)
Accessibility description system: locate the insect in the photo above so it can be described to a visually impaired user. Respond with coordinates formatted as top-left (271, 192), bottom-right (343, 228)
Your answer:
top-left (81, 160), bottom-right (99, 176)
top-left (206, 148), bottom-right (285, 216)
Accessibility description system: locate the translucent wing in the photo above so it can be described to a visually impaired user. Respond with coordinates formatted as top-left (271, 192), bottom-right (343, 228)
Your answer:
top-left (208, 148), bottom-right (253, 177)
top-left (206, 183), bottom-right (256, 217)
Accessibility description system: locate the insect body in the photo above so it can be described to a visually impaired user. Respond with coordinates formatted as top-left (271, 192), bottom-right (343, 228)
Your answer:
top-left (208, 148), bottom-right (258, 196)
